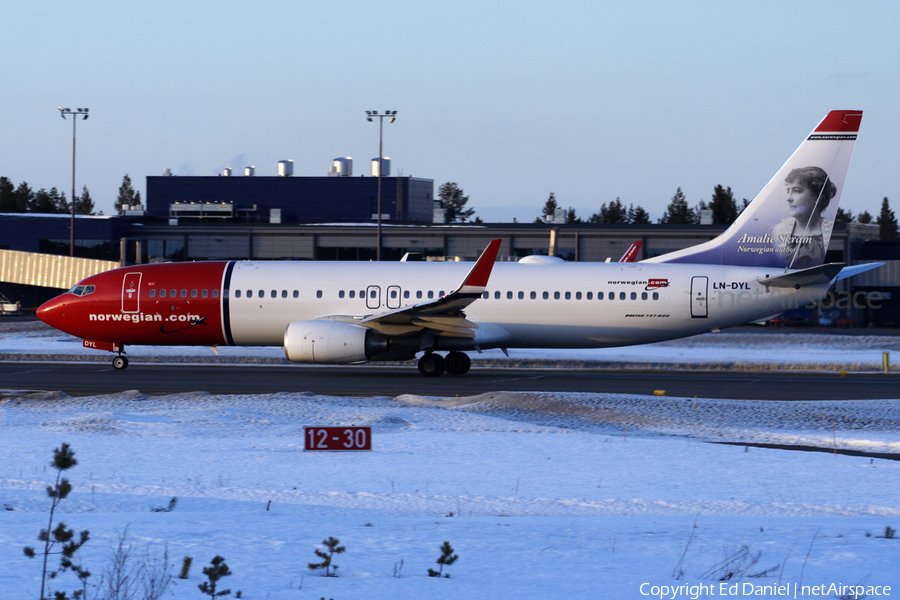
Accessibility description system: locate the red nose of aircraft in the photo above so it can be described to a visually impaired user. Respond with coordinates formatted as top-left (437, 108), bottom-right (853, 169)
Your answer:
top-left (37, 294), bottom-right (70, 332)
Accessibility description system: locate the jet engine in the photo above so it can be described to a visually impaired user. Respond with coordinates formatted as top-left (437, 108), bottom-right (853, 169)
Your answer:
top-left (283, 320), bottom-right (389, 364)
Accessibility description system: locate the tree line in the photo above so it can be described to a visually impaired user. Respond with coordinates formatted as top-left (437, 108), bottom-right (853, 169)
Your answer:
top-left (0, 174), bottom-right (143, 216)
top-left (439, 179), bottom-right (898, 241)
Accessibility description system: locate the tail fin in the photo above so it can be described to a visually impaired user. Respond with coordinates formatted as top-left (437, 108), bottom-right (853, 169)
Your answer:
top-left (646, 110), bottom-right (862, 268)
top-left (619, 241), bottom-right (642, 262)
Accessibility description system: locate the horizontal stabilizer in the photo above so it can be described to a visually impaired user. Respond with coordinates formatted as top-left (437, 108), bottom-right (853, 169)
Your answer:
top-left (758, 263), bottom-right (844, 289)
top-left (835, 262), bottom-right (884, 282)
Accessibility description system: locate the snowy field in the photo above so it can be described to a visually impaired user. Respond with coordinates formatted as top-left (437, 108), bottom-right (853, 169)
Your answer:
top-left (1, 323), bottom-right (899, 598)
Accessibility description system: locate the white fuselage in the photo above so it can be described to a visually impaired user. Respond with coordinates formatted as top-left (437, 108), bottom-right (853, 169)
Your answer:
top-left (225, 260), bottom-right (824, 349)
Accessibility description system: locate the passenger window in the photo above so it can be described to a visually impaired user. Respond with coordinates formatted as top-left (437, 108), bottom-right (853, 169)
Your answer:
top-left (565, 292), bottom-right (571, 300)
top-left (202, 290), bottom-right (208, 298)
top-left (483, 292), bottom-right (489, 299)
top-left (317, 290), bottom-right (323, 298)
top-left (517, 291), bottom-right (524, 299)
top-left (416, 291), bottom-right (423, 299)
top-left (235, 290), bottom-right (242, 298)
top-left (642, 292), bottom-right (648, 300)
top-left (191, 290), bottom-right (198, 298)
top-left (428, 291), bottom-right (434, 299)
top-left (630, 292), bottom-right (637, 300)
top-left (439, 291), bottom-right (445, 297)
top-left (404, 291), bottom-right (410, 299)
top-left (543, 291), bottom-right (549, 299)
top-left (339, 290), bottom-right (345, 298)
top-left (390, 290), bottom-right (397, 299)
top-left (576, 292), bottom-right (582, 300)
top-left (212, 290), bottom-right (219, 298)
top-left (507, 291), bottom-right (513, 299)
top-left (609, 293), bottom-right (615, 301)
top-left (587, 292), bottom-right (592, 300)
top-left (293, 290), bottom-right (299, 298)
top-left (282, 290), bottom-right (287, 298)
top-left (554, 291), bottom-right (560, 300)
top-left (530, 291), bottom-right (536, 299)
top-left (349, 290), bottom-right (355, 298)
top-left (494, 291), bottom-right (500, 299)
top-left (653, 292), bottom-right (659, 300)
top-left (370, 290), bottom-right (377, 298)
top-left (160, 289), bottom-right (167, 298)
top-left (247, 290), bottom-right (253, 298)
top-left (619, 292), bottom-right (626, 300)
top-left (149, 289), bottom-right (156, 298)
top-left (270, 290), bottom-right (276, 299)
top-left (170, 289), bottom-right (176, 298)
top-left (258, 290), bottom-right (264, 298)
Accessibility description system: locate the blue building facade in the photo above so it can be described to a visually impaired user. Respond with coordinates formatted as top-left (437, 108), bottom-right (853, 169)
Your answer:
top-left (146, 176), bottom-right (434, 224)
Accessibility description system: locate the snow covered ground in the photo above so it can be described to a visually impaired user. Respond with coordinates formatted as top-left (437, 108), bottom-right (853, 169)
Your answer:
top-left (1, 389), bottom-right (899, 599)
top-left (1, 324), bottom-right (899, 598)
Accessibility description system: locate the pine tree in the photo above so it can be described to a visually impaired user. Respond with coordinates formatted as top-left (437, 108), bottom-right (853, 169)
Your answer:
top-left (0, 177), bottom-right (15, 212)
top-left (438, 182), bottom-right (475, 223)
top-left (537, 192), bottom-right (558, 223)
top-left (74, 185), bottom-right (95, 215)
top-left (308, 537), bottom-right (345, 577)
top-left (877, 197), bottom-right (898, 241)
top-left (565, 207), bottom-right (581, 223)
top-left (198, 556), bottom-right (232, 598)
top-left (857, 210), bottom-right (873, 224)
top-left (590, 197), bottom-right (628, 224)
top-left (662, 188), bottom-right (694, 224)
top-left (628, 203), bottom-right (651, 224)
top-left (427, 541), bottom-right (459, 578)
top-left (31, 188), bottom-right (58, 213)
top-left (23, 444), bottom-right (91, 600)
top-left (14, 181), bottom-right (35, 212)
top-left (834, 207), bottom-right (854, 225)
top-left (115, 174), bottom-right (141, 215)
top-left (709, 185), bottom-right (738, 224)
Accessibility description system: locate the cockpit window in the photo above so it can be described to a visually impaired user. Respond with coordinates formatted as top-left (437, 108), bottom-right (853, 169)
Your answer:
top-left (68, 285), bottom-right (96, 297)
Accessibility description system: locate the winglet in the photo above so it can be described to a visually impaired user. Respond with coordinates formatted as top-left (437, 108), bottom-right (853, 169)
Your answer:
top-left (454, 239), bottom-right (502, 295)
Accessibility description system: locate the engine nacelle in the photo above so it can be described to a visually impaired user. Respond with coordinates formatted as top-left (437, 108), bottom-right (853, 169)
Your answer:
top-left (284, 320), bottom-right (388, 364)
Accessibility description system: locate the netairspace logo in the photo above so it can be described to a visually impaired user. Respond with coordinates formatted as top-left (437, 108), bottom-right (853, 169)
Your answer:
top-left (639, 581), bottom-right (892, 599)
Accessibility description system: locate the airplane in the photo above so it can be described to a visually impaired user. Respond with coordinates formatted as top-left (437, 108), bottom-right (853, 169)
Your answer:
top-left (38, 110), bottom-right (881, 376)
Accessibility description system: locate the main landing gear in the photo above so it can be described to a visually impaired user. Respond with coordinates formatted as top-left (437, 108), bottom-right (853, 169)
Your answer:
top-left (417, 351), bottom-right (471, 377)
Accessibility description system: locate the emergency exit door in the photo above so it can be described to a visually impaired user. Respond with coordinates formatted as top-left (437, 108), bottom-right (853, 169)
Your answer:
top-left (121, 272), bottom-right (142, 313)
top-left (690, 276), bottom-right (708, 318)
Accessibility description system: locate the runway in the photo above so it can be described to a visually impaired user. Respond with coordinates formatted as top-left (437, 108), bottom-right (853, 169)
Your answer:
top-left (1, 361), bottom-right (897, 400)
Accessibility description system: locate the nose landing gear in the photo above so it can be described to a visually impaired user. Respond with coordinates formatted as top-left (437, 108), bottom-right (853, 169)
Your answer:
top-left (112, 346), bottom-right (129, 371)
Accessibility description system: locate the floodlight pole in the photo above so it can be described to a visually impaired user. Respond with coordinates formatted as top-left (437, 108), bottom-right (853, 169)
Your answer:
top-left (366, 110), bottom-right (397, 261)
top-left (59, 107), bottom-right (89, 256)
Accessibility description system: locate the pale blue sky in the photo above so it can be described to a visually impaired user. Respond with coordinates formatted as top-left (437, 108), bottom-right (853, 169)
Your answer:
top-left (2, 1), bottom-right (899, 222)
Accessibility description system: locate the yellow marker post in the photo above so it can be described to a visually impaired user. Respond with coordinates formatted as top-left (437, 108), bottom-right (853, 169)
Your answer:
top-left (884, 351), bottom-right (890, 374)
top-left (653, 390), bottom-right (665, 396)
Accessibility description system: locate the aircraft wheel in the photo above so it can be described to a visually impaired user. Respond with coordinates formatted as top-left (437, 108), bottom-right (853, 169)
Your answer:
top-left (445, 351), bottom-right (471, 375)
top-left (417, 352), bottom-right (445, 377)
top-left (112, 356), bottom-right (129, 371)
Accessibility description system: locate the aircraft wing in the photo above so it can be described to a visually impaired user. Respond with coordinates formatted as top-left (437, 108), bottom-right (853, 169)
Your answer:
top-left (334, 239), bottom-right (502, 338)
